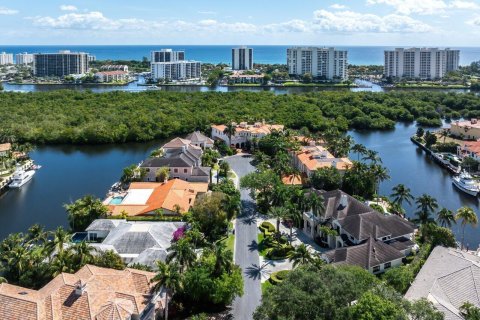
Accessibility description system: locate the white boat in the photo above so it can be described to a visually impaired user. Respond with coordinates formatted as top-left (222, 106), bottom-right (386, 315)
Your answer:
top-left (146, 85), bottom-right (161, 90)
top-left (9, 167), bottom-right (35, 188)
top-left (452, 171), bottom-right (480, 196)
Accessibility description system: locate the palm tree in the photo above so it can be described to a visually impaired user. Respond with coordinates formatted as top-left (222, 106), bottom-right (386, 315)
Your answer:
top-left (156, 166), bottom-right (170, 182)
top-left (51, 250), bottom-right (75, 277)
top-left (211, 241), bottom-right (233, 276)
top-left (46, 227), bottom-right (71, 256)
top-left (288, 244), bottom-right (313, 268)
top-left (308, 192), bottom-right (325, 217)
top-left (439, 129), bottom-right (449, 143)
top-left (390, 184), bottom-right (414, 208)
top-left (370, 164), bottom-right (390, 195)
top-left (456, 206), bottom-right (478, 250)
top-left (436, 208), bottom-right (456, 228)
top-left (268, 206), bottom-right (290, 232)
top-left (166, 238), bottom-right (196, 272)
top-left (351, 143), bottom-right (367, 161)
top-left (72, 241), bottom-right (96, 266)
top-left (223, 122), bottom-right (236, 147)
top-left (219, 161), bottom-right (230, 178)
top-left (362, 150), bottom-right (382, 164)
top-left (152, 261), bottom-right (182, 320)
top-left (26, 224), bottom-right (47, 244)
top-left (414, 194), bottom-right (438, 225)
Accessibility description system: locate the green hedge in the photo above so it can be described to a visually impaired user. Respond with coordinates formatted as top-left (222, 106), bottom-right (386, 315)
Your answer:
top-left (266, 245), bottom-right (294, 260)
top-left (269, 270), bottom-right (291, 285)
top-left (259, 221), bottom-right (276, 235)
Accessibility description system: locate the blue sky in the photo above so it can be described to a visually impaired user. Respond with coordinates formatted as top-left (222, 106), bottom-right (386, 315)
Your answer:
top-left (1, 0), bottom-right (480, 45)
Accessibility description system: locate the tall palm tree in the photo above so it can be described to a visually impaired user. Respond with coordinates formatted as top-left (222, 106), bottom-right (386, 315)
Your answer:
top-left (288, 244), bottom-right (313, 268)
top-left (51, 250), bottom-right (75, 277)
top-left (152, 261), bottom-right (182, 320)
top-left (437, 208), bottom-right (456, 228)
top-left (268, 206), bottom-right (290, 232)
top-left (46, 227), bottom-right (71, 256)
top-left (211, 241), bottom-right (233, 276)
top-left (456, 206), bottom-right (478, 250)
top-left (308, 192), bottom-right (325, 218)
top-left (351, 143), bottom-right (367, 161)
top-left (72, 241), bottom-right (96, 266)
top-left (439, 129), bottom-right (449, 143)
top-left (362, 150), bottom-right (382, 164)
top-left (390, 184), bottom-right (414, 208)
top-left (166, 238), bottom-right (196, 272)
top-left (223, 122), bottom-right (236, 147)
top-left (370, 164), bottom-right (390, 195)
top-left (414, 194), bottom-right (439, 225)
top-left (26, 224), bottom-right (47, 244)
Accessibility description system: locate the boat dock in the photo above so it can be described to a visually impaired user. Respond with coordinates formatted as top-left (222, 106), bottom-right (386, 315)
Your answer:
top-left (410, 137), bottom-right (461, 174)
top-left (0, 160), bottom-right (34, 191)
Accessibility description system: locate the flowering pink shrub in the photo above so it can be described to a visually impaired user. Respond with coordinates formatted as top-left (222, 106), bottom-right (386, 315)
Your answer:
top-left (173, 226), bottom-right (186, 241)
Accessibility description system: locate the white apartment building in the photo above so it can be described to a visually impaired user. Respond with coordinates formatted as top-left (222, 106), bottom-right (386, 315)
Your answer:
top-left (232, 47), bottom-right (253, 70)
top-left (151, 49), bottom-right (185, 63)
top-left (384, 48), bottom-right (460, 79)
top-left (151, 61), bottom-right (201, 81)
top-left (15, 53), bottom-right (34, 65)
top-left (287, 47), bottom-right (348, 80)
top-left (0, 52), bottom-right (14, 65)
top-left (150, 49), bottom-right (201, 81)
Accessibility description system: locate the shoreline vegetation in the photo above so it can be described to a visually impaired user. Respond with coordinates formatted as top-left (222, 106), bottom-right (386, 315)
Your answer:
top-left (1, 90), bottom-right (479, 145)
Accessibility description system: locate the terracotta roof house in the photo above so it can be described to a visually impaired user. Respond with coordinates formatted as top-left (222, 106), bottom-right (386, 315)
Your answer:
top-left (405, 246), bottom-right (480, 320)
top-left (0, 264), bottom-right (161, 320)
top-left (86, 220), bottom-right (184, 268)
top-left (141, 136), bottom-right (211, 183)
top-left (106, 180), bottom-right (208, 216)
top-left (291, 143), bottom-right (352, 177)
top-left (211, 121), bottom-right (284, 149)
top-left (302, 189), bottom-right (416, 274)
top-left (457, 141), bottom-right (480, 162)
top-left (0, 143), bottom-right (11, 156)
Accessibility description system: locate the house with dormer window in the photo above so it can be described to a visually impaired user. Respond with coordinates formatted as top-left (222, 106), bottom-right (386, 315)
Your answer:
top-left (302, 189), bottom-right (416, 274)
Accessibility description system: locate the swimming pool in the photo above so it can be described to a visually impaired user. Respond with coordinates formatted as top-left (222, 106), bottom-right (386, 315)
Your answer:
top-left (109, 196), bottom-right (124, 205)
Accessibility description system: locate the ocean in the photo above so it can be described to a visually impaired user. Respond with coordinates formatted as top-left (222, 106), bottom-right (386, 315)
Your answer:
top-left (2, 45), bottom-right (480, 66)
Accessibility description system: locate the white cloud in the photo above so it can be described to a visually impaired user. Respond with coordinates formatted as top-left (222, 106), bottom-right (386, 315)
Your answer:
top-left (367, 0), bottom-right (480, 14)
top-left (60, 5), bottom-right (78, 11)
top-left (313, 9), bottom-right (433, 33)
top-left (467, 15), bottom-right (480, 25)
top-left (0, 7), bottom-right (18, 15)
top-left (30, 9), bottom-right (433, 36)
top-left (366, 0), bottom-right (448, 15)
top-left (450, 0), bottom-right (480, 9)
top-left (330, 4), bottom-right (348, 9)
top-left (32, 11), bottom-right (157, 31)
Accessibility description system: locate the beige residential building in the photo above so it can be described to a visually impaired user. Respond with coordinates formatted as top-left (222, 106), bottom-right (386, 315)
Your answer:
top-left (291, 142), bottom-right (352, 177)
top-left (450, 119), bottom-right (480, 140)
top-left (211, 121), bottom-right (284, 148)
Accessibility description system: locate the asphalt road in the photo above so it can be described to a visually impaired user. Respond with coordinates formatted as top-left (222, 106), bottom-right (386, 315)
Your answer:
top-left (225, 155), bottom-right (262, 320)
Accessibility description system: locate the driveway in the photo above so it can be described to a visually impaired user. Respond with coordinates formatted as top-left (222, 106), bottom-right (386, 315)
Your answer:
top-left (225, 154), bottom-right (262, 320)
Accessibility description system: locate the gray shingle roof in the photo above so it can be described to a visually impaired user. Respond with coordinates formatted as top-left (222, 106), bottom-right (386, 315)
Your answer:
top-left (85, 219), bottom-right (123, 232)
top-left (185, 131), bottom-right (214, 144)
top-left (405, 246), bottom-right (480, 320)
top-left (192, 167), bottom-right (211, 177)
top-left (325, 237), bottom-right (404, 269)
top-left (312, 189), bottom-right (415, 241)
top-left (141, 147), bottom-right (202, 168)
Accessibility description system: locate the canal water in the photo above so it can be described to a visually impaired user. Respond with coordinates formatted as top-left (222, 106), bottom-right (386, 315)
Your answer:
top-left (2, 79), bottom-right (471, 94)
top-left (0, 123), bottom-right (479, 247)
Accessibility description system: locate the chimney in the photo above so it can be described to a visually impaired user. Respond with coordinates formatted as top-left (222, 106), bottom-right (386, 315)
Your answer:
top-left (339, 194), bottom-right (348, 208)
top-left (331, 160), bottom-right (337, 168)
top-left (75, 282), bottom-right (86, 296)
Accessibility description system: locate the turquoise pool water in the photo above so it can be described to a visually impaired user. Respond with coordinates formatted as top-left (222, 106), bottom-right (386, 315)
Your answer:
top-left (109, 196), bottom-right (124, 205)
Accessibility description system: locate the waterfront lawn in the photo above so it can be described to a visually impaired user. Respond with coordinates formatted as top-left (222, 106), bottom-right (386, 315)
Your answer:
top-left (108, 215), bottom-right (184, 222)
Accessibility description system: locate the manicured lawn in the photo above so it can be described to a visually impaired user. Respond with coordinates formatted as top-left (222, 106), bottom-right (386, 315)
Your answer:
top-left (224, 233), bottom-right (235, 254)
top-left (261, 280), bottom-right (274, 295)
top-left (258, 233), bottom-right (268, 257)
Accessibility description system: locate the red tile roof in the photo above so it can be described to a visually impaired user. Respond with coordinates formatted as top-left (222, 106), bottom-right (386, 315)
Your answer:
top-left (0, 265), bottom-right (158, 320)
